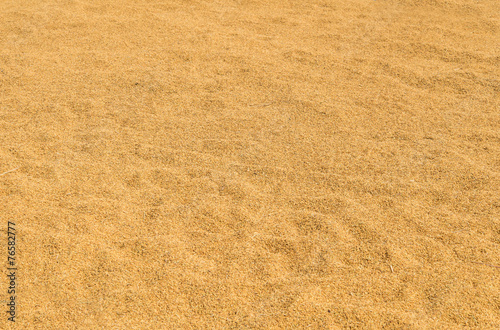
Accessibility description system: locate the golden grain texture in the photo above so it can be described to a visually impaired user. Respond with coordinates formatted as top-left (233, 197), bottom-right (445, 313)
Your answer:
top-left (0, 0), bottom-right (499, 328)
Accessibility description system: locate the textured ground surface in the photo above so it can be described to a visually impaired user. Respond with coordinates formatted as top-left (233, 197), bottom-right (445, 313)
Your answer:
top-left (1, 0), bottom-right (499, 328)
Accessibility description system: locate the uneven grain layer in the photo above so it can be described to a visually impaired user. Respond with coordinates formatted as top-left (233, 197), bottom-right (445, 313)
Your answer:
top-left (0, 0), bottom-right (499, 328)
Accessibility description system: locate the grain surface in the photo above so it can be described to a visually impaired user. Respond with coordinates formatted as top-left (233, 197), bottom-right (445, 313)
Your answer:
top-left (0, 0), bottom-right (499, 328)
